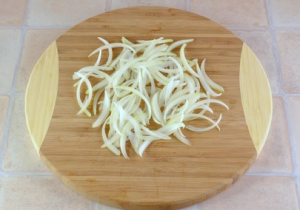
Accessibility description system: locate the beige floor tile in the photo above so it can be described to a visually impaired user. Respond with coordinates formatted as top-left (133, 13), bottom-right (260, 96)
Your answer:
top-left (232, 30), bottom-right (280, 94)
top-left (276, 30), bottom-right (300, 94)
top-left (190, 0), bottom-right (269, 27)
top-left (248, 97), bottom-right (293, 173)
top-left (0, 0), bottom-right (27, 26)
top-left (0, 29), bottom-right (22, 92)
top-left (0, 96), bottom-right (10, 150)
top-left (15, 29), bottom-right (67, 92)
top-left (100, 203), bottom-right (198, 210)
top-left (2, 97), bottom-right (48, 172)
top-left (111, 0), bottom-right (186, 10)
top-left (201, 176), bottom-right (299, 210)
top-left (0, 175), bottom-right (94, 210)
top-left (27, 0), bottom-right (106, 26)
top-left (287, 97), bottom-right (300, 166)
top-left (270, 0), bottom-right (300, 27)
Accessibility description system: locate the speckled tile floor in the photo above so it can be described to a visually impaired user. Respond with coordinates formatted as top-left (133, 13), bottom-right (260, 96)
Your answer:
top-left (0, 0), bottom-right (299, 209)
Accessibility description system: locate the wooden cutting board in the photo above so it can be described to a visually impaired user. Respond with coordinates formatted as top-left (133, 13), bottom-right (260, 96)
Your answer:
top-left (25, 7), bottom-right (272, 210)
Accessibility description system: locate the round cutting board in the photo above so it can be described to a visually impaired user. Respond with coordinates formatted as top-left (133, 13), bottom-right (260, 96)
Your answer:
top-left (25, 7), bottom-right (272, 210)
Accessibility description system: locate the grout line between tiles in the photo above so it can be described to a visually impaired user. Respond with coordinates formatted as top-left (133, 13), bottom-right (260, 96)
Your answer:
top-left (246, 172), bottom-right (296, 177)
top-left (0, 26), bottom-right (21, 29)
top-left (25, 25), bottom-right (72, 29)
top-left (0, 171), bottom-right (53, 176)
top-left (282, 96), bottom-right (300, 200)
top-left (274, 26), bottom-right (300, 30)
top-left (23, 0), bottom-right (31, 26)
top-left (106, 0), bottom-right (111, 11)
top-left (265, 0), bottom-right (285, 95)
top-left (227, 26), bottom-right (300, 30)
top-left (284, 94), bottom-right (300, 97)
top-left (227, 26), bottom-right (269, 30)
top-left (0, 26), bottom-right (72, 29)
top-left (282, 96), bottom-right (299, 172)
top-left (275, 93), bottom-right (300, 98)
top-left (0, 92), bottom-right (26, 97)
top-left (186, 0), bottom-right (190, 11)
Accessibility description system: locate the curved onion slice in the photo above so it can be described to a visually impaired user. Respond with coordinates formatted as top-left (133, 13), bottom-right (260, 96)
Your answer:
top-left (73, 37), bottom-right (228, 159)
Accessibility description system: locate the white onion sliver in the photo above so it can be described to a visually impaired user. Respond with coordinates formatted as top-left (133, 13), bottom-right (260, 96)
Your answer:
top-left (73, 37), bottom-right (228, 159)
top-left (186, 114), bottom-right (223, 132)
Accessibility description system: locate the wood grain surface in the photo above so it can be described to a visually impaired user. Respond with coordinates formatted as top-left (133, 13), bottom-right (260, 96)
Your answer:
top-left (240, 43), bottom-right (273, 155)
top-left (25, 7), bottom-right (272, 210)
top-left (25, 41), bottom-right (59, 153)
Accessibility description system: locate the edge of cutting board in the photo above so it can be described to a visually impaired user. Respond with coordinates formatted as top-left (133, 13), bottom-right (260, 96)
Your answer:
top-left (25, 41), bottom-right (59, 155)
top-left (25, 41), bottom-right (272, 157)
top-left (240, 43), bottom-right (272, 155)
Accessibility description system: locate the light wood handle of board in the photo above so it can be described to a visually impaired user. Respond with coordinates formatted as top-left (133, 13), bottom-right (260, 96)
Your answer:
top-left (25, 41), bottom-right (59, 154)
top-left (240, 43), bottom-right (272, 155)
top-left (25, 41), bottom-right (272, 157)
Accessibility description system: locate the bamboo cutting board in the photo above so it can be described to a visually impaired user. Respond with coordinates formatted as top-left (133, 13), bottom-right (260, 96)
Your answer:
top-left (25, 7), bottom-right (272, 210)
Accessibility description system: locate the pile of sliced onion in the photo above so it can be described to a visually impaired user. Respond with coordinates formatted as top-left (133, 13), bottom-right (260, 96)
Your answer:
top-left (73, 37), bottom-right (229, 159)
